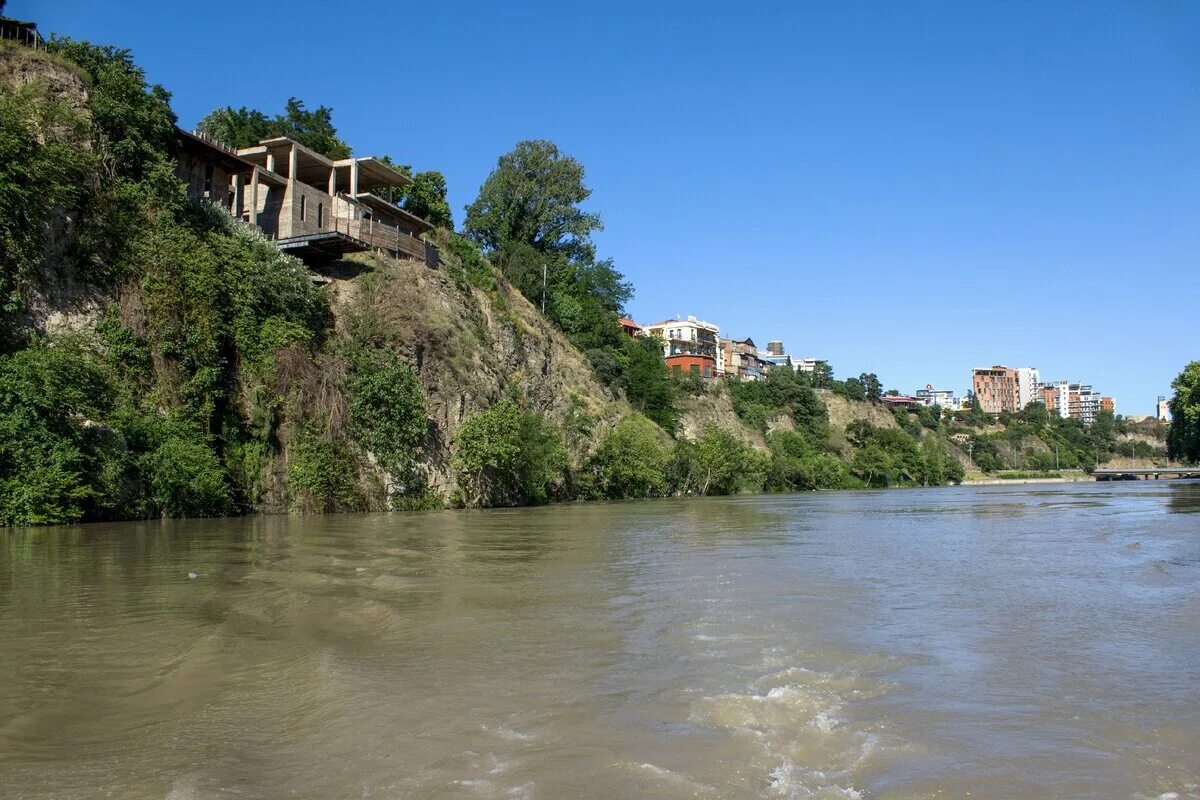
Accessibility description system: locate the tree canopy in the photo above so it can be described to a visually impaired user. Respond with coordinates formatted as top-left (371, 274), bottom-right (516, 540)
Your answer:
top-left (464, 139), bottom-right (602, 262)
top-left (197, 98), bottom-right (351, 160)
top-left (1167, 361), bottom-right (1200, 464)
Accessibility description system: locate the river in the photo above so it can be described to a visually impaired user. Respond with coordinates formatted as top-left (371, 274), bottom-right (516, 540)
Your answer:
top-left (1, 482), bottom-right (1198, 799)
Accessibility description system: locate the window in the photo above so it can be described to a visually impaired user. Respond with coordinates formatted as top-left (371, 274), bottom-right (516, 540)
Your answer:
top-left (203, 164), bottom-right (213, 194)
top-left (690, 365), bottom-right (700, 375)
top-left (317, 202), bottom-right (323, 227)
top-left (300, 195), bottom-right (306, 221)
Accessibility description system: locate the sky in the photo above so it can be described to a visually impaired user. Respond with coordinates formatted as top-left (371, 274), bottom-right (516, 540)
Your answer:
top-left (23, 0), bottom-right (1200, 415)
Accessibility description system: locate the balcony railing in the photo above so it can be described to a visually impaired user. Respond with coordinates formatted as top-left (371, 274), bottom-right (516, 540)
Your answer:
top-left (331, 216), bottom-right (433, 264)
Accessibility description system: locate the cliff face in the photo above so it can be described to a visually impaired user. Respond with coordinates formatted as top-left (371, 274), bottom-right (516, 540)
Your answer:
top-left (676, 382), bottom-right (767, 451)
top-left (1, 46), bottom-right (105, 339)
top-left (251, 242), bottom-right (636, 508)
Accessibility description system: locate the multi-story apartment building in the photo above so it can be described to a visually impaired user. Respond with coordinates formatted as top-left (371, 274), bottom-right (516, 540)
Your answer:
top-left (1158, 396), bottom-right (1171, 422)
top-left (645, 316), bottom-right (722, 378)
top-left (972, 366), bottom-right (1021, 414)
top-left (1015, 367), bottom-right (1041, 410)
top-left (1042, 380), bottom-right (1071, 419)
top-left (1068, 384), bottom-right (1103, 426)
top-left (720, 337), bottom-right (769, 381)
top-left (1042, 380), bottom-right (1105, 425)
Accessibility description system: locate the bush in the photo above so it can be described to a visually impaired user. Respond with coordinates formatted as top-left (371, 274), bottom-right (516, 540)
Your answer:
top-left (766, 430), bottom-right (856, 491)
top-left (672, 426), bottom-right (767, 496)
top-left (584, 414), bottom-right (671, 499)
top-left (288, 425), bottom-right (364, 513)
top-left (452, 398), bottom-right (567, 507)
top-left (143, 423), bottom-right (233, 517)
top-left (0, 341), bottom-right (119, 524)
top-left (346, 346), bottom-right (428, 492)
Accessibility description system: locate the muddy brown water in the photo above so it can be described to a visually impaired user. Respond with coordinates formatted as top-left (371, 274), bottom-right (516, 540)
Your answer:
top-left (2, 482), bottom-right (1198, 799)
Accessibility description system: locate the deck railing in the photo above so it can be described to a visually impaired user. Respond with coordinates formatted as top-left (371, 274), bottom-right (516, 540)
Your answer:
top-left (330, 216), bottom-right (432, 264)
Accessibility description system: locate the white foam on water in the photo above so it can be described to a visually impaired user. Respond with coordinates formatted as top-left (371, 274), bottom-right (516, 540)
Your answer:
top-left (688, 651), bottom-right (894, 798)
top-left (768, 761), bottom-right (864, 799)
top-left (623, 761), bottom-right (717, 795)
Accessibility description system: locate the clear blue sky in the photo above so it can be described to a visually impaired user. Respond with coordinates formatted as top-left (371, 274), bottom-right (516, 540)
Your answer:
top-left (24, 0), bottom-right (1200, 414)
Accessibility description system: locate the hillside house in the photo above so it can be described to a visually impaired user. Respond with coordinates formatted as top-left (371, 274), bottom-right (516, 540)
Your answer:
top-left (720, 337), bottom-right (769, 381)
top-left (175, 129), bottom-right (256, 216)
top-left (645, 316), bottom-right (723, 378)
top-left (235, 136), bottom-right (437, 266)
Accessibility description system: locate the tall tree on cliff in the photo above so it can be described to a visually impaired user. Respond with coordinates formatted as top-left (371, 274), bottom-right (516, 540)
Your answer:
top-left (463, 140), bottom-right (675, 423)
top-left (1167, 361), bottom-right (1200, 464)
top-left (463, 139), bottom-right (630, 350)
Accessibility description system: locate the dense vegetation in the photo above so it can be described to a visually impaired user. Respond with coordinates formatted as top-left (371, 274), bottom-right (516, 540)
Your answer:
top-left (1167, 361), bottom-right (1199, 464)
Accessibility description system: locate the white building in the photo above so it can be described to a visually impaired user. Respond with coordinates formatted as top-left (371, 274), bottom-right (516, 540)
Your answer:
top-left (1015, 367), bottom-right (1041, 411)
top-left (644, 316), bottom-right (723, 377)
top-left (1043, 380), bottom-right (1070, 419)
top-left (915, 387), bottom-right (963, 411)
top-left (1157, 396), bottom-right (1171, 422)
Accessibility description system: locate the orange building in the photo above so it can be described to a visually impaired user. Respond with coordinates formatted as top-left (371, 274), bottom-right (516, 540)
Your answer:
top-left (972, 366), bottom-right (1021, 414)
top-left (665, 353), bottom-right (716, 378)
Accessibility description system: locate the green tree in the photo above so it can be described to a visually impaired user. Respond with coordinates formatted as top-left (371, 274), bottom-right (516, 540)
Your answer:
top-left (346, 347), bottom-right (428, 493)
top-left (452, 399), bottom-right (566, 507)
top-left (197, 97), bottom-right (351, 159)
top-left (194, 106), bottom-right (272, 151)
top-left (1167, 361), bottom-right (1200, 463)
top-left (622, 336), bottom-right (678, 433)
top-left (674, 427), bottom-right (767, 496)
top-left (585, 414), bottom-right (671, 499)
top-left (404, 170), bottom-right (452, 228)
top-left (464, 139), bottom-right (602, 262)
top-left (860, 372), bottom-right (883, 403)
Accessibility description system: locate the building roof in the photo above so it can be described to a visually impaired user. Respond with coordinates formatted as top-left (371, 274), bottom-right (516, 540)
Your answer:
top-left (177, 128), bottom-right (258, 173)
top-left (352, 193), bottom-right (434, 230)
top-left (618, 317), bottom-right (641, 328)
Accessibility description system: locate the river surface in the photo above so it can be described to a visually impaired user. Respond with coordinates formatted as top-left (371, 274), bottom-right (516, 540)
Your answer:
top-left (2, 482), bottom-right (1199, 799)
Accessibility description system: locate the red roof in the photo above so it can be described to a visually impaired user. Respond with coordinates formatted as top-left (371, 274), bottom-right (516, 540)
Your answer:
top-left (618, 317), bottom-right (640, 328)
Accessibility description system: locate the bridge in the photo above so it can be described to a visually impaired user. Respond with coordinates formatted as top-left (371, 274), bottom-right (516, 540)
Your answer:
top-left (1093, 467), bottom-right (1200, 481)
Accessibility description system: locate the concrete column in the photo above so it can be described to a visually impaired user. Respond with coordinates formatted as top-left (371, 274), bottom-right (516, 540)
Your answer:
top-left (249, 168), bottom-right (259, 226)
top-left (231, 172), bottom-right (243, 218)
top-left (288, 144), bottom-right (298, 183)
top-left (328, 167), bottom-right (336, 196)
top-left (350, 159), bottom-right (359, 196)
top-left (265, 152), bottom-right (275, 173)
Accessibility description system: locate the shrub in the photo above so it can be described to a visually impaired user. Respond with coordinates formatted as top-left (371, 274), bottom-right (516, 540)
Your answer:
top-left (0, 340), bottom-right (117, 524)
top-left (288, 425), bottom-right (363, 513)
top-left (672, 426), bottom-right (767, 496)
top-left (452, 399), bottom-right (567, 507)
top-left (143, 423), bottom-right (233, 517)
top-left (766, 430), bottom-right (856, 491)
top-left (585, 414), bottom-right (671, 499)
top-left (346, 346), bottom-right (428, 492)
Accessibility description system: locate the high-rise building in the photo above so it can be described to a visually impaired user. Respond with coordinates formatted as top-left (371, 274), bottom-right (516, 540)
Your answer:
top-left (1043, 380), bottom-right (1105, 425)
top-left (1015, 367), bottom-right (1041, 410)
top-left (1042, 381), bottom-right (1070, 419)
top-left (972, 366), bottom-right (1021, 414)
